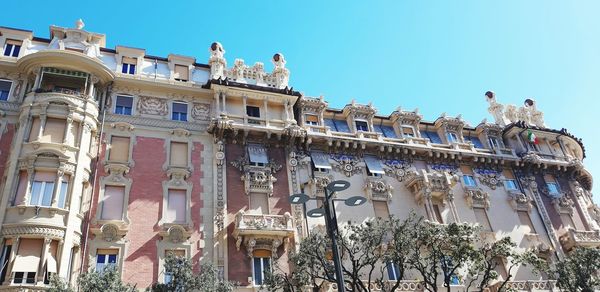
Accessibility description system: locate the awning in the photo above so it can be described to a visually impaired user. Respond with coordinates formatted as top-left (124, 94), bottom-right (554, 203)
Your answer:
top-left (310, 152), bottom-right (331, 169)
top-left (12, 239), bottom-right (43, 272)
top-left (248, 144), bottom-right (269, 164)
top-left (364, 155), bottom-right (385, 175)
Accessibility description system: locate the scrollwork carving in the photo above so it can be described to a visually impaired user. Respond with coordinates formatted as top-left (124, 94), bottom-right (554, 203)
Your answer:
top-left (137, 96), bottom-right (168, 116)
top-left (331, 154), bottom-right (362, 177)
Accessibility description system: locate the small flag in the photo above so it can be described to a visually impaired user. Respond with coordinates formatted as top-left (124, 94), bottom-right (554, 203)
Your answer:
top-left (527, 130), bottom-right (539, 144)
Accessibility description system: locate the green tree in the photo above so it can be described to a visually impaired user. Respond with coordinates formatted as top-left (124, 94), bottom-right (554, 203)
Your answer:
top-left (77, 266), bottom-right (137, 292)
top-left (147, 254), bottom-right (235, 292)
top-left (551, 247), bottom-right (600, 292)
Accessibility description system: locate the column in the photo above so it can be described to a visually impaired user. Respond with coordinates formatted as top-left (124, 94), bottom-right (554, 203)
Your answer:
top-left (63, 112), bottom-right (74, 146)
top-left (51, 169), bottom-right (64, 208)
top-left (263, 98), bottom-right (269, 127)
top-left (21, 166), bottom-right (35, 206)
top-left (221, 92), bottom-right (227, 115)
top-left (37, 238), bottom-right (50, 283)
top-left (214, 92), bottom-right (221, 115)
top-left (242, 95), bottom-right (248, 124)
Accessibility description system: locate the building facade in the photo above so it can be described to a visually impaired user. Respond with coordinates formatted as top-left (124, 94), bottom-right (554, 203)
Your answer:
top-left (0, 20), bottom-right (598, 291)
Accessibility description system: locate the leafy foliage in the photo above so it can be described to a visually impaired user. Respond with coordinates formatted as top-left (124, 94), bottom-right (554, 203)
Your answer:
top-left (265, 213), bottom-right (544, 292)
top-left (551, 247), bottom-right (600, 292)
top-left (77, 266), bottom-right (137, 292)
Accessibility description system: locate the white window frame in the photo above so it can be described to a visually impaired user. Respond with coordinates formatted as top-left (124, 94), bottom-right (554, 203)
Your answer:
top-left (30, 180), bottom-right (55, 207)
top-left (121, 62), bottom-right (136, 75)
top-left (95, 251), bottom-right (118, 273)
top-left (463, 175), bottom-right (477, 187)
top-left (3, 42), bottom-right (21, 57)
top-left (171, 102), bottom-right (188, 122)
top-left (252, 257), bottom-right (271, 286)
top-left (355, 120), bottom-right (369, 132)
top-left (305, 114), bottom-right (319, 126)
top-left (0, 79), bottom-right (13, 101)
top-left (114, 95), bottom-right (134, 115)
top-left (401, 125), bottom-right (415, 138)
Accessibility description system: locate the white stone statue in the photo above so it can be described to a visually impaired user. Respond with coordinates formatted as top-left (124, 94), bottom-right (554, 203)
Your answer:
top-left (271, 53), bottom-right (289, 89)
top-left (485, 91), bottom-right (509, 126)
top-left (208, 42), bottom-right (227, 79)
top-left (231, 59), bottom-right (246, 82)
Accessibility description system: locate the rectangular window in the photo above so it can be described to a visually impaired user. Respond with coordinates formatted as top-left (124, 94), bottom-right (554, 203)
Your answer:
top-left (373, 200), bottom-right (390, 218)
top-left (167, 189), bottom-right (186, 223)
top-left (463, 175), bottom-right (477, 187)
top-left (108, 136), bottom-right (130, 162)
top-left (0, 80), bottom-right (11, 101)
top-left (364, 155), bottom-right (385, 177)
top-left (246, 106), bottom-right (261, 118)
top-left (561, 214), bottom-right (576, 230)
top-left (101, 186), bottom-right (125, 220)
top-left (446, 132), bottom-right (458, 143)
top-left (517, 211), bottom-right (537, 234)
top-left (247, 144), bottom-right (268, 166)
top-left (121, 57), bottom-right (136, 74)
top-left (546, 182), bottom-right (560, 195)
top-left (0, 243), bottom-right (11, 283)
top-left (174, 65), bottom-right (189, 82)
top-left (42, 118), bottom-right (66, 143)
top-left (170, 142), bottom-right (188, 166)
top-left (3, 40), bottom-right (21, 57)
top-left (253, 257), bottom-right (271, 286)
top-left (488, 137), bottom-right (501, 149)
top-left (12, 239), bottom-right (42, 283)
top-left (422, 131), bottom-right (443, 144)
top-left (172, 102), bottom-right (188, 121)
top-left (305, 114), bottom-right (319, 126)
top-left (96, 249), bottom-right (118, 272)
top-left (310, 152), bottom-right (331, 171)
top-left (401, 126), bottom-right (415, 138)
top-left (164, 250), bottom-right (186, 284)
top-left (373, 124), bottom-right (397, 138)
top-left (432, 204), bottom-right (444, 223)
top-left (465, 136), bottom-right (484, 148)
top-left (474, 208), bottom-right (493, 232)
top-left (115, 95), bottom-right (133, 115)
top-left (30, 172), bottom-right (56, 207)
top-left (355, 120), bottom-right (369, 132)
top-left (504, 179), bottom-right (518, 190)
top-left (386, 262), bottom-right (400, 281)
top-left (57, 178), bottom-right (69, 209)
top-left (249, 193), bottom-right (269, 214)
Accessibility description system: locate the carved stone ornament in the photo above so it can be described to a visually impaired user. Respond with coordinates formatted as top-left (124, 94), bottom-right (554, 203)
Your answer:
top-left (383, 159), bottom-right (412, 182)
top-left (342, 100), bottom-right (376, 120)
top-left (110, 122), bottom-right (134, 132)
top-left (166, 167), bottom-right (191, 186)
top-left (331, 154), bottom-right (362, 177)
top-left (475, 169), bottom-right (503, 190)
top-left (364, 177), bottom-right (393, 201)
top-left (207, 116), bottom-right (234, 139)
top-left (158, 225), bottom-right (191, 244)
top-left (1, 226), bottom-right (65, 239)
top-left (518, 175), bottom-right (538, 189)
top-left (552, 195), bottom-right (575, 215)
top-left (283, 124), bottom-right (307, 138)
top-left (137, 96), bottom-right (169, 116)
top-left (404, 170), bottom-right (457, 206)
top-left (486, 93), bottom-right (546, 127)
top-left (464, 187), bottom-right (491, 209)
top-left (298, 96), bottom-right (328, 114)
top-left (208, 42), bottom-right (227, 79)
top-left (288, 151), bottom-right (308, 172)
top-left (507, 191), bottom-right (533, 211)
top-left (230, 152), bottom-right (282, 196)
top-left (310, 173), bottom-right (334, 194)
top-left (191, 103), bottom-right (211, 121)
top-left (521, 151), bottom-right (543, 165)
top-left (100, 223), bottom-right (122, 242)
top-left (103, 163), bottom-right (130, 182)
top-left (390, 108), bottom-right (423, 127)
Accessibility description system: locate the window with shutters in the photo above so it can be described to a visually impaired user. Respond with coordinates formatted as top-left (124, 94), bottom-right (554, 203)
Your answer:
top-left (41, 118), bottom-right (66, 143)
top-left (115, 95), bottom-right (133, 115)
top-left (30, 171), bottom-right (56, 207)
top-left (305, 114), bottom-right (319, 126)
top-left (96, 249), bottom-right (118, 273)
top-left (0, 242), bottom-right (11, 283)
top-left (3, 39), bottom-right (21, 57)
top-left (121, 57), bottom-right (136, 74)
top-left (170, 142), bottom-right (188, 167)
top-left (401, 126), bottom-right (415, 138)
top-left (101, 186), bottom-right (125, 220)
top-left (174, 64), bottom-right (189, 82)
top-left (172, 102), bottom-right (188, 121)
top-left (249, 193), bottom-right (269, 214)
top-left (0, 79), bottom-right (11, 101)
top-left (373, 201), bottom-right (390, 218)
top-left (517, 211), bottom-right (537, 234)
top-left (108, 136), bottom-right (130, 163)
top-left (12, 239), bottom-right (42, 284)
top-left (166, 189), bottom-right (186, 223)
top-left (474, 207), bottom-right (493, 232)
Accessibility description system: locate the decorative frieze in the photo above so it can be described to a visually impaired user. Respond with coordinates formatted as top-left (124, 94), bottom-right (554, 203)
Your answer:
top-left (464, 187), bottom-right (491, 209)
top-left (552, 195), bottom-right (575, 215)
top-left (1, 225), bottom-right (65, 239)
top-left (331, 154), bottom-right (362, 177)
top-left (137, 95), bottom-right (168, 116)
top-left (475, 168), bottom-right (503, 190)
top-left (364, 177), bottom-right (393, 201)
top-left (191, 103), bottom-right (211, 121)
top-left (507, 191), bottom-right (533, 211)
top-left (383, 159), bottom-right (412, 182)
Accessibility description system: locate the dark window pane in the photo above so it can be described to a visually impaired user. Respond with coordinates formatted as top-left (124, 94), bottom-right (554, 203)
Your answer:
top-left (13, 272), bottom-right (24, 283)
top-left (355, 121), bottom-right (369, 131)
top-left (116, 96), bottom-right (133, 107)
top-left (121, 64), bottom-right (128, 74)
top-left (12, 45), bottom-right (20, 57)
top-left (26, 272), bottom-right (36, 283)
top-left (334, 120), bottom-right (351, 133)
top-left (253, 258), bottom-right (262, 284)
top-left (246, 106), bottom-right (260, 117)
top-left (424, 131), bottom-right (442, 144)
top-left (129, 64), bottom-right (136, 74)
top-left (173, 103), bottom-right (187, 113)
top-left (324, 119), bottom-right (337, 131)
top-left (3, 44), bottom-right (12, 56)
top-left (108, 254), bottom-right (117, 264)
top-left (0, 91), bottom-right (8, 101)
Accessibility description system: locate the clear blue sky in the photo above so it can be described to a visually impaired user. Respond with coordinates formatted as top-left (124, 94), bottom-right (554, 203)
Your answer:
top-left (4, 1), bottom-right (599, 204)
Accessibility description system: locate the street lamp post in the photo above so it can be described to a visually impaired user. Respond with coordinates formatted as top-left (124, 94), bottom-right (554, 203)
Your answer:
top-left (290, 180), bottom-right (366, 292)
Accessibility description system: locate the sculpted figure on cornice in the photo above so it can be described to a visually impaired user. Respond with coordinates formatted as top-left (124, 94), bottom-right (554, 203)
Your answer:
top-left (271, 53), bottom-right (289, 89)
top-left (331, 154), bottom-right (362, 177)
top-left (485, 91), bottom-right (546, 127)
top-left (137, 96), bottom-right (168, 116)
top-left (208, 42), bottom-right (227, 79)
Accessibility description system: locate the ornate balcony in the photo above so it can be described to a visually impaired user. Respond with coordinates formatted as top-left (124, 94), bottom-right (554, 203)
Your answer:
top-left (559, 228), bottom-right (600, 251)
top-left (495, 280), bottom-right (557, 292)
top-left (233, 211), bottom-right (294, 257)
